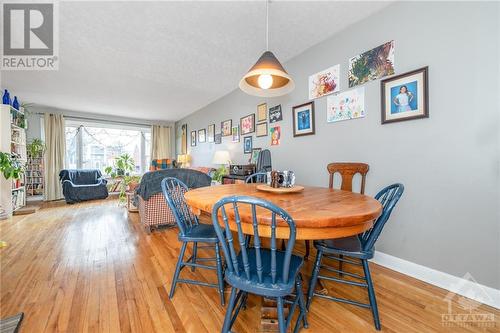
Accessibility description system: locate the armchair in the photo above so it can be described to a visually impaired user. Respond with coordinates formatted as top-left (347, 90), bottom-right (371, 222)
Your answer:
top-left (59, 169), bottom-right (109, 204)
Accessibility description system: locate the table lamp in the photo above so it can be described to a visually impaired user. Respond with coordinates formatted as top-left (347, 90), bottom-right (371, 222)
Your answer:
top-left (212, 150), bottom-right (231, 166)
top-left (177, 154), bottom-right (190, 168)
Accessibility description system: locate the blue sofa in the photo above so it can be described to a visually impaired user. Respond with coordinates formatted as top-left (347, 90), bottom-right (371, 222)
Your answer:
top-left (59, 169), bottom-right (109, 204)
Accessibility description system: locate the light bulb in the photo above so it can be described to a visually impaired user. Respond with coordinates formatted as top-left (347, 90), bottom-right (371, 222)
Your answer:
top-left (258, 74), bottom-right (273, 89)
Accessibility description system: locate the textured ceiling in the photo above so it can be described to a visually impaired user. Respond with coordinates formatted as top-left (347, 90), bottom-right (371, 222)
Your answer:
top-left (2, 1), bottom-right (391, 121)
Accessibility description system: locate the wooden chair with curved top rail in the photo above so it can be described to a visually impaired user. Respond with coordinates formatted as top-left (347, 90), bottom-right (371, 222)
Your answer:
top-left (304, 162), bottom-right (369, 260)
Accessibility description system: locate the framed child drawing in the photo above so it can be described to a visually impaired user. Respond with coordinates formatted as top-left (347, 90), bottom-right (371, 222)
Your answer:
top-left (381, 67), bottom-right (429, 124)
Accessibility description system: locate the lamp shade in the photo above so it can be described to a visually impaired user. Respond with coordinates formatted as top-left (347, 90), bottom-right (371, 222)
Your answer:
top-left (239, 51), bottom-right (295, 97)
top-left (212, 150), bottom-right (231, 165)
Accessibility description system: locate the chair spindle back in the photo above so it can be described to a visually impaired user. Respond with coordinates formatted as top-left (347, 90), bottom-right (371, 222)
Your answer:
top-left (161, 177), bottom-right (199, 236)
top-left (361, 183), bottom-right (404, 251)
top-left (212, 196), bottom-right (296, 285)
top-left (245, 172), bottom-right (268, 184)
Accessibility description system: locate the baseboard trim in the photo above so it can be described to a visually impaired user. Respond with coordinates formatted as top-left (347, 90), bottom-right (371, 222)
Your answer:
top-left (370, 251), bottom-right (500, 309)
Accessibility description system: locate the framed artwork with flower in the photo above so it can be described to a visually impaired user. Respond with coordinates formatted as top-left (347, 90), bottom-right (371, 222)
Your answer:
top-left (240, 114), bottom-right (255, 135)
top-left (207, 124), bottom-right (215, 142)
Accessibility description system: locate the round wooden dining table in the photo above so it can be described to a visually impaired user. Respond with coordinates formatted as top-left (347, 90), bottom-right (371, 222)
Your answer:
top-left (184, 183), bottom-right (382, 240)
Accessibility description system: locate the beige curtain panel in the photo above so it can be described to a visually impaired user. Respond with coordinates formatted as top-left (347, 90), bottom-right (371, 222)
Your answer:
top-left (150, 125), bottom-right (171, 160)
top-left (44, 113), bottom-right (66, 201)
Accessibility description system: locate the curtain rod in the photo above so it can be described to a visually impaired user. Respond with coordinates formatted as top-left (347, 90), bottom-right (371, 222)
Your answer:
top-left (32, 112), bottom-right (169, 128)
top-left (65, 115), bottom-right (156, 128)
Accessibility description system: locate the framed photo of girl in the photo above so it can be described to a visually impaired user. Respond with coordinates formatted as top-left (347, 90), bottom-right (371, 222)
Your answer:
top-left (381, 67), bottom-right (429, 124)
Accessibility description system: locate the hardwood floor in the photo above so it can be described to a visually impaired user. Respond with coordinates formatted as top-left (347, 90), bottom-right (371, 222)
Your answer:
top-left (1, 199), bottom-right (498, 332)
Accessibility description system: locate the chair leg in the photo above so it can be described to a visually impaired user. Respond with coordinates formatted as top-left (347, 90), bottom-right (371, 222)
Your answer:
top-left (222, 287), bottom-right (238, 333)
top-left (304, 240), bottom-right (310, 260)
top-left (306, 250), bottom-right (323, 310)
top-left (295, 275), bottom-right (309, 331)
top-left (339, 254), bottom-right (343, 277)
top-left (215, 242), bottom-right (225, 306)
top-left (362, 259), bottom-right (381, 330)
top-left (169, 241), bottom-right (187, 299)
top-left (191, 242), bottom-right (198, 272)
top-left (277, 297), bottom-right (286, 333)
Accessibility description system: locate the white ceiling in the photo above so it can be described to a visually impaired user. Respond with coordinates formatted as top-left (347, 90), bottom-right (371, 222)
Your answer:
top-left (2, 1), bottom-right (391, 122)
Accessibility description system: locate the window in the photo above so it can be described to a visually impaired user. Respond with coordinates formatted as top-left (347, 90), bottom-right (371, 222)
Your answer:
top-left (65, 121), bottom-right (151, 174)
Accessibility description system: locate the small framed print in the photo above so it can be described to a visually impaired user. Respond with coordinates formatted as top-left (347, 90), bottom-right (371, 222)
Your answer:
top-left (232, 125), bottom-right (240, 142)
top-left (240, 113), bottom-right (255, 135)
top-left (221, 119), bottom-right (232, 136)
top-left (256, 122), bottom-right (268, 137)
top-left (198, 129), bottom-right (206, 143)
top-left (257, 103), bottom-right (267, 122)
top-left (292, 101), bottom-right (315, 137)
top-left (269, 104), bottom-right (282, 123)
top-left (207, 124), bottom-right (215, 142)
top-left (243, 136), bottom-right (253, 154)
top-left (190, 130), bottom-right (196, 146)
top-left (381, 67), bottom-right (429, 124)
top-left (214, 133), bottom-right (222, 144)
top-left (250, 148), bottom-right (261, 164)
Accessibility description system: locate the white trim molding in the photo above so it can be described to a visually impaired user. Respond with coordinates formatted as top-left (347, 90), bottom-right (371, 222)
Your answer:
top-left (370, 251), bottom-right (500, 309)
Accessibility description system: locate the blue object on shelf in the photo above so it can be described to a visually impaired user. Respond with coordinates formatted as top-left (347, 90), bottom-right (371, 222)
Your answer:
top-left (12, 96), bottom-right (19, 110)
top-left (2, 89), bottom-right (10, 105)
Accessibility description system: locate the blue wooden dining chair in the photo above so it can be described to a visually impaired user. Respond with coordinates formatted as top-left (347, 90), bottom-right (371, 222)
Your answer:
top-left (212, 196), bottom-right (308, 333)
top-left (306, 183), bottom-right (404, 331)
top-left (161, 177), bottom-right (225, 305)
top-left (245, 172), bottom-right (268, 184)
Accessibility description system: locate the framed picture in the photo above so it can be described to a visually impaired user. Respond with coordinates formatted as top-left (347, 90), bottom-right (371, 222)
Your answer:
top-left (292, 101), bottom-right (315, 137)
top-left (309, 64), bottom-right (340, 99)
top-left (198, 129), bottom-right (206, 143)
top-left (190, 130), bottom-right (196, 146)
top-left (349, 40), bottom-right (395, 88)
top-left (240, 113), bottom-right (255, 135)
top-left (181, 124), bottom-right (188, 154)
top-left (256, 122), bottom-right (268, 137)
top-left (214, 133), bottom-right (222, 144)
top-left (243, 136), bottom-right (253, 154)
top-left (269, 104), bottom-right (282, 123)
top-left (381, 66), bottom-right (429, 124)
top-left (221, 119), bottom-right (232, 136)
top-left (270, 125), bottom-right (281, 146)
top-left (257, 103), bottom-right (267, 122)
top-left (232, 125), bottom-right (240, 142)
top-left (207, 124), bottom-right (215, 142)
top-left (250, 148), bottom-right (261, 164)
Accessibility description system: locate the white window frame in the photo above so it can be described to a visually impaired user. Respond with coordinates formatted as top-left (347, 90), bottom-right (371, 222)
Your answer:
top-left (65, 119), bottom-right (151, 174)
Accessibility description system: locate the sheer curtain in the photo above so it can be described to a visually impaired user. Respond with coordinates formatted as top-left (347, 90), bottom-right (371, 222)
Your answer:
top-left (44, 113), bottom-right (66, 200)
top-left (150, 125), bottom-right (171, 160)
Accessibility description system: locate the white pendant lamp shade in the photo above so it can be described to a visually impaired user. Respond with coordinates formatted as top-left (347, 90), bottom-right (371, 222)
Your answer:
top-left (239, 51), bottom-right (295, 97)
top-left (239, 0), bottom-right (294, 97)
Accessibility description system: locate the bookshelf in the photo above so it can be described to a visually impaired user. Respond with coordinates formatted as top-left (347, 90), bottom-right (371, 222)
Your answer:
top-left (26, 152), bottom-right (44, 196)
top-left (0, 104), bottom-right (27, 215)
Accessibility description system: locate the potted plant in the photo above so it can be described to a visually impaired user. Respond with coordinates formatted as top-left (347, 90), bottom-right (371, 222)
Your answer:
top-left (211, 166), bottom-right (228, 185)
top-left (104, 154), bottom-right (138, 203)
top-left (0, 152), bottom-right (24, 219)
top-left (104, 153), bottom-right (135, 178)
top-left (26, 138), bottom-right (45, 157)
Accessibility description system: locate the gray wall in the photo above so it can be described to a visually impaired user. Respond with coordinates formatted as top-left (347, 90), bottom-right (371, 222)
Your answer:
top-left (176, 2), bottom-right (500, 288)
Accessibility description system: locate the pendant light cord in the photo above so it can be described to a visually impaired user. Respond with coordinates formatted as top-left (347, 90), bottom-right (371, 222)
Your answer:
top-left (266, 0), bottom-right (269, 51)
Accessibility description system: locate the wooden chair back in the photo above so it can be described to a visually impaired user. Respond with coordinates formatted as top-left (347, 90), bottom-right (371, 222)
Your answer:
top-left (327, 162), bottom-right (369, 194)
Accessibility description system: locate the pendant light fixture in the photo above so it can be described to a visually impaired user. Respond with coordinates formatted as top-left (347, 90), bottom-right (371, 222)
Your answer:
top-left (239, 0), bottom-right (294, 97)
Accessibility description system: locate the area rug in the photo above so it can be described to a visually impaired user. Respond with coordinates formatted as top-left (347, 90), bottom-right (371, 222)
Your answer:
top-left (0, 313), bottom-right (24, 333)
